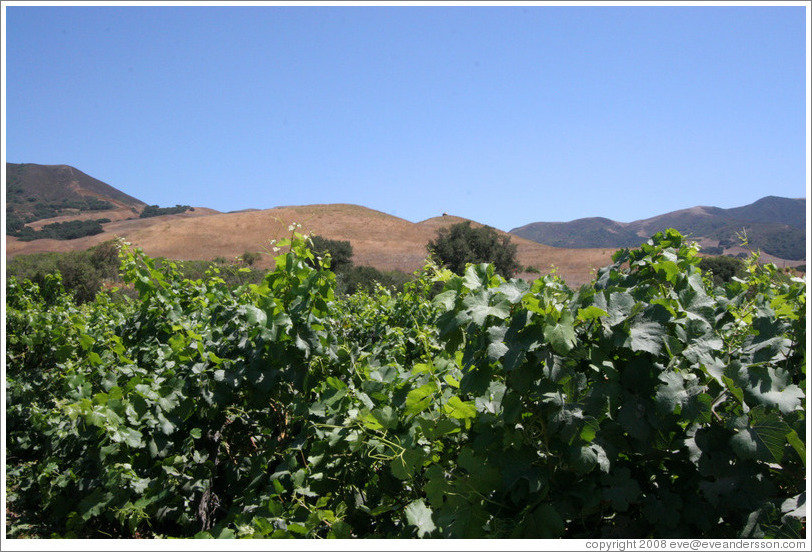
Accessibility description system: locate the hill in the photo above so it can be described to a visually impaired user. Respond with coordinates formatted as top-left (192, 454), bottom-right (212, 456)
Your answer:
top-left (5, 163), bottom-right (618, 285)
top-left (511, 196), bottom-right (806, 262)
top-left (13, 162), bottom-right (803, 285)
top-left (6, 203), bottom-right (615, 286)
top-left (5, 163), bottom-right (219, 240)
top-left (6, 163), bottom-right (147, 226)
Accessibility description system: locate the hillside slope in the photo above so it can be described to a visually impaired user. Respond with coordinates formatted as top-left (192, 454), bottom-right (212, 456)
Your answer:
top-left (7, 204), bottom-right (615, 286)
top-left (7, 163), bottom-right (146, 217)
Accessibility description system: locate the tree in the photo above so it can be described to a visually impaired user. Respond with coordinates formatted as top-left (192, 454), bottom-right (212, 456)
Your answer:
top-left (698, 255), bottom-right (745, 287)
top-left (308, 235), bottom-right (354, 272)
top-left (427, 221), bottom-right (520, 278)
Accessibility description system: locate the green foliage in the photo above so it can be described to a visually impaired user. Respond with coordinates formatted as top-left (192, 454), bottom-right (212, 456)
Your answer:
top-left (6, 245), bottom-right (268, 305)
top-left (336, 265), bottom-right (411, 296)
top-left (7, 213), bottom-right (27, 234)
top-left (6, 191), bottom-right (115, 237)
top-left (240, 251), bottom-right (260, 266)
top-left (698, 255), bottom-right (746, 287)
top-left (701, 246), bottom-right (724, 255)
top-left (723, 225), bottom-right (806, 261)
top-left (12, 219), bottom-right (108, 241)
top-left (307, 235), bottom-right (354, 273)
top-left (5, 228), bottom-right (806, 539)
top-left (427, 221), bottom-right (520, 278)
top-left (6, 241), bottom-right (121, 304)
top-left (139, 205), bottom-right (191, 218)
top-left (306, 235), bottom-right (411, 295)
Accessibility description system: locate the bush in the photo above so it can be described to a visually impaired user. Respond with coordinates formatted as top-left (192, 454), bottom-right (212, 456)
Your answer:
top-left (427, 221), bottom-right (519, 278)
top-left (241, 251), bottom-right (261, 266)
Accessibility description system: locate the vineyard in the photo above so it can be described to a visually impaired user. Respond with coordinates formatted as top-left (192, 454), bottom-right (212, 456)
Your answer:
top-left (5, 228), bottom-right (807, 539)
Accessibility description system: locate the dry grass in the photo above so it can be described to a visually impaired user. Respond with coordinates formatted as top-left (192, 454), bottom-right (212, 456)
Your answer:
top-left (6, 203), bottom-right (616, 286)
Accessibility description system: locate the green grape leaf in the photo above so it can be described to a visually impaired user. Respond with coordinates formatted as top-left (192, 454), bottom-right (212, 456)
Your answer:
top-left (424, 465), bottom-right (452, 508)
top-left (371, 405), bottom-right (397, 430)
top-left (785, 429), bottom-right (806, 464)
top-left (601, 467), bottom-right (641, 512)
top-left (627, 319), bottom-right (665, 355)
top-left (605, 291), bottom-right (636, 326)
top-left (654, 371), bottom-right (688, 414)
top-left (577, 305), bottom-right (609, 322)
top-left (433, 290), bottom-right (458, 310)
top-left (443, 396), bottom-right (477, 421)
top-left (115, 427), bottom-right (144, 448)
top-left (570, 443), bottom-right (610, 474)
top-left (76, 488), bottom-right (114, 521)
top-left (731, 408), bottom-right (790, 463)
top-left (448, 502), bottom-right (489, 538)
top-left (390, 447), bottom-right (425, 480)
top-left (734, 365), bottom-right (805, 415)
top-left (512, 503), bottom-right (565, 538)
top-left (404, 499), bottom-right (436, 538)
top-left (405, 383), bottom-right (437, 416)
top-left (463, 292), bottom-right (510, 326)
top-left (543, 311), bottom-right (576, 355)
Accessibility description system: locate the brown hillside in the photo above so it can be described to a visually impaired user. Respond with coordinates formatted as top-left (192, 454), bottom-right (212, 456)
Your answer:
top-left (6, 204), bottom-right (615, 286)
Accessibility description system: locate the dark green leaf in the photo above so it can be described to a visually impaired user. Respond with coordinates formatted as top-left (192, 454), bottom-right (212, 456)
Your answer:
top-left (513, 503), bottom-right (565, 538)
top-left (731, 408), bottom-right (790, 463)
top-left (627, 319), bottom-right (665, 355)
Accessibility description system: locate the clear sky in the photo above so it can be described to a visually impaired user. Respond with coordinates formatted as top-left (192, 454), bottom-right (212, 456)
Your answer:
top-left (3, 2), bottom-right (809, 232)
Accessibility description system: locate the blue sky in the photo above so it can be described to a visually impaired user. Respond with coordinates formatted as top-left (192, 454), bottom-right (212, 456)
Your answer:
top-left (3, 2), bottom-right (808, 231)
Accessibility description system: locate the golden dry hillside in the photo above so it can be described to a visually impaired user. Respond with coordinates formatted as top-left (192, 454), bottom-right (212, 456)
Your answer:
top-left (6, 203), bottom-right (615, 286)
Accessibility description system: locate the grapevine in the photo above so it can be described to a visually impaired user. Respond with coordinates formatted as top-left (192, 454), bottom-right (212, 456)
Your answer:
top-left (5, 229), bottom-right (806, 539)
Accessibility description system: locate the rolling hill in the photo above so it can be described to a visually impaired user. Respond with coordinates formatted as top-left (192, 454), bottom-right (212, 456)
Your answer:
top-left (4, 164), bottom-right (615, 286)
top-left (510, 196), bottom-right (806, 262)
top-left (6, 163), bottom-right (805, 285)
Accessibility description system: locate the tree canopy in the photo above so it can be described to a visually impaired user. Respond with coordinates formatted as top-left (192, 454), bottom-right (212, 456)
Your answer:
top-left (427, 221), bottom-right (520, 278)
top-left (308, 235), bottom-right (354, 273)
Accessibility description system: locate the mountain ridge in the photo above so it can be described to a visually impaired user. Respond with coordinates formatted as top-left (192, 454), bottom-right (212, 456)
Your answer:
top-left (510, 196), bottom-right (806, 261)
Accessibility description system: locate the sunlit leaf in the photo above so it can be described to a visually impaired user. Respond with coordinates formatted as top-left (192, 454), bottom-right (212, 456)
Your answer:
top-left (404, 499), bottom-right (436, 537)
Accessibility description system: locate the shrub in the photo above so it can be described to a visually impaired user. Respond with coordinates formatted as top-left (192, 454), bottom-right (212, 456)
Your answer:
top-left (241, 251), bottom-right (261, 266)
